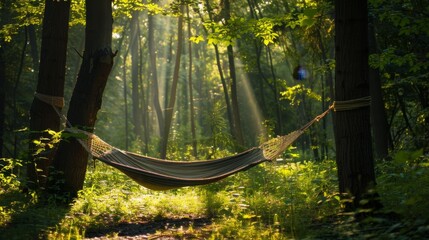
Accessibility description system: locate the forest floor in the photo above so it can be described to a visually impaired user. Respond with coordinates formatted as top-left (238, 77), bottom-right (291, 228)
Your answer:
top-left (83, 215), bottom-right (213, 239)
top-left (1, 151), bottom-right (429, 239)
top-left (81, 212), bottom-right (429, 239)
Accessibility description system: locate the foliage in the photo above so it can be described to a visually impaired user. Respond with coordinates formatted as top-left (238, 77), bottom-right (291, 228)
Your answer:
top-left (31, 129), bottom-right (62, 156)
top-left (280, 84), bottom-right (322, 106)
top-left (0, 158), bottom-right (23, 191)
top-left (2, 152), bottom-right (429, 239)
top-left (0, 0), bottom-right (43, 44)
top-left (368, 0), bottom-right (429, 150)
top-left (203, 159), bottom-right (340, 239)
top-left (377, 150), bottom-right (429, 219)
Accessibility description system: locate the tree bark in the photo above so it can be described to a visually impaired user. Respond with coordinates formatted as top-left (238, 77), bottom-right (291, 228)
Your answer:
top-left (123, 46), bottom-right (130, 150)
top-left (160, 6), bottom-right (184, 159)
top-left (148, 12), bottom-right (164, 142)
top-left (267, 46), bottom-right (283, 134)
top-left (0, 47), bottom-right (5, 158)
top-left (187, 5), bottom-right (198, 158)
top-left (52, 0), bottom-right (113, 198)
top-left (28, 0), bottom-right (70, 188)
top-left (334, 0), bottom-right (380, 212)
top-left (130, 11), bottom-right (144, 142)
top-left (200, 0), bottom-right (235, 141)
top-left (224, 0), bottom-right (244, 147)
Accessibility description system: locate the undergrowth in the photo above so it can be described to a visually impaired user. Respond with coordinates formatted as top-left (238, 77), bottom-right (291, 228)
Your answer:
top-left (1, 150), bottom-right (429, 239)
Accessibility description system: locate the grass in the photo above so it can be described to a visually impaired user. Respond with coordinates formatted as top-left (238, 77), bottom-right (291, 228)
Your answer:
top-left (1, 151), bottom-right (429, 239)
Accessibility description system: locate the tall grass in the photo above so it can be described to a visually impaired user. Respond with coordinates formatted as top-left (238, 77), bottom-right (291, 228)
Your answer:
top-left (202, 159), bottom-right (340, 239)
top-left (2, 150), bottom-right (429, 239)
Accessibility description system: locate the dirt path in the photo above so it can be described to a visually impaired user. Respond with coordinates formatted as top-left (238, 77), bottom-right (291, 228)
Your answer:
top-left (84, 216), bottom-right (212, 240)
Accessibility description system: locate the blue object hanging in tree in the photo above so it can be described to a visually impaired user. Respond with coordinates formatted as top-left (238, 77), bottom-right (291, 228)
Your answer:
top-left (293, 65), bottom-right (307, 81)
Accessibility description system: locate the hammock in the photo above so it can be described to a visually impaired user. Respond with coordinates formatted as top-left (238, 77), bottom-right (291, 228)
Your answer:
top-left (70, 109), bottom-right (330, 190)
top-left (34, 92), bottom-right (336, 190)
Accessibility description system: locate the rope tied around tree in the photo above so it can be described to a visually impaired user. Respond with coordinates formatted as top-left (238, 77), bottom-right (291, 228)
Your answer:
top-left (332, 96), bottom-right (371, 112)
top-left (34, 92), bottom-right (65, 108)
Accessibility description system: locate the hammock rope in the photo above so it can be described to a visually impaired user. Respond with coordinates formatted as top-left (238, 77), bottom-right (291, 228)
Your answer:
top-left (33, 92), bottom-right (369, 190)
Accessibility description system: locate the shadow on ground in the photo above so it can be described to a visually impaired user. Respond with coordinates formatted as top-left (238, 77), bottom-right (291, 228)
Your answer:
top-left (0, 189), bottom-right (69, 240)
top-left (85, 216), bottom-right (212, 239)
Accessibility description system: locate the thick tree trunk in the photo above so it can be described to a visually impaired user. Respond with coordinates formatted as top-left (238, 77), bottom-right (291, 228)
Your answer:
top-left (52, 0), bottom-right (113, 198)
top-left (334, 0), bottom-right (380, 211)
top-left (28, 0), bottom-right (70, 188)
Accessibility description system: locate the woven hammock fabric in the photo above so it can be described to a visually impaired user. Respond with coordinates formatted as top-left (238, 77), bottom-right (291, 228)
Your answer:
top-left (73, 128), bottom-right (306, 190)
top-left (67, 107), bottom-right (332, 190)
top-left (96, 148), bottom-right (268, 190)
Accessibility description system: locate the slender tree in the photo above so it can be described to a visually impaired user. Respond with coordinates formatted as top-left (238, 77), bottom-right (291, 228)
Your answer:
top-left (224, 0), bottom-right (244, 147)
top-left (123, 45), bottom-right (130, 150)
top-left (187, 5), bottom-right (197, 157)
top-left (130, 11), bottom-right (144, 143)
top-left (52, 0), bottom-right (114, 198)
top-left (148, 11), bottom-right (165, 143)
top-left (28, 0), bottom-right (71, 188)
top-left (160, 5), bottom-right (184, 159)
top-left (368, 18), bottom-right (391, 159)
top-left (334, 0), bottom-right (380, 211)
top-left (0, 47), bottom-right (5, 158)
top-left (199, 0), bottom-right (235, 141)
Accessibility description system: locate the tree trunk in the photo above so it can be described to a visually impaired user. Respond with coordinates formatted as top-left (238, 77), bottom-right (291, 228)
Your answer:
top-left (28, 0), bottom-right (70, 188)
top-left (334, 0), bottom-right (380, 212)
top-left (214, 45), bottom-right (235, 140)
top-left (316, 28), bottom-right (334, 159)
top-left (368, 18), bottom-right (391, 159)
top-left (52, 0), bottom-right (113, 198)
top-left (160, 6), bottom-right (184, 159)
top-left (224, 0), bottom-right (244, 147)
top-left (148, 12), bottom-right (164, 142)
top-left (0, 47), bottom-right (5, 158)
top-left (139, 32), bottom-right (150, 153)
top-left (187, 6), bottom-right (197, 158)
top-left (13, 30), bottom-right (27, 160)
top-left (130, 11), bottom-right (144, 142)
top-left (267, 46), bottom-right (283, 134)
top-left (28, 25), bottom-right (39, 73)
top-left (123, 46), bottom-right (130, 150)
top-left (200, 0), bottom-right (235, 141)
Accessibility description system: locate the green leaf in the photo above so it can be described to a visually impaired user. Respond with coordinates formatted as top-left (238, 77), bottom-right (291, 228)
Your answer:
top-left (189, 35), bottom-right (204, 44)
